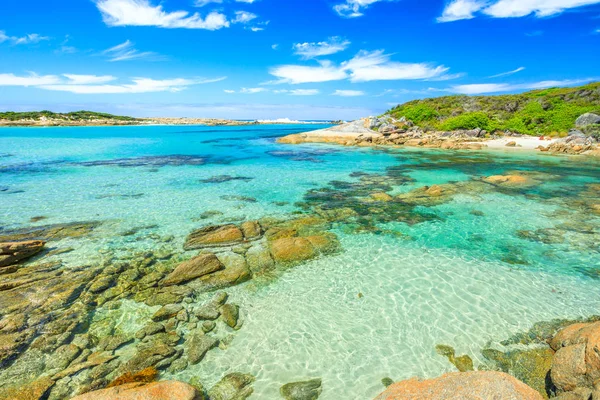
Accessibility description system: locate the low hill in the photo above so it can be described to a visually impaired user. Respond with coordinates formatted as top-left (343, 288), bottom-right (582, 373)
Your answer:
top-left (0, 110), bottom-right (138, 122)
top-left (387, 82), bottom-right (600, 136)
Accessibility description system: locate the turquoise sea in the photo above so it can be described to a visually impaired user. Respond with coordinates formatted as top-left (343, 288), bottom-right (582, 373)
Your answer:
top-left (1, 124), bottom-right (600, 399)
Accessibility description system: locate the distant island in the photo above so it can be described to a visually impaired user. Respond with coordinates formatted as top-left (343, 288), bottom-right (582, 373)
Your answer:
top-left (0, 110), bottom-right (338, 127)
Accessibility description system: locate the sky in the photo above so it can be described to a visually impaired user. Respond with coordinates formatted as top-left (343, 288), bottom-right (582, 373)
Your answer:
top-left (1, 0), bottom-right (599, 120)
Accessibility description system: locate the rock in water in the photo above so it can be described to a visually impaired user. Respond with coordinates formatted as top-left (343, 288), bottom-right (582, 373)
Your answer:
top-left (575, 113), bottom-right (600, 127)
top-left (0, 240), bottom-right (45, 268)
top-left (152, 304), bottom-right (184, 322)
top-left (184, 225), bottom-right (244, 250)
top-left (70, 381), bottom-right (199, 400)
top-left (280, 379), bottom-right (322, 400)
top-left (240, 221), bottom-right (262, 240)
top-left (220, 304), bottom-right (239, 329)
top-left (187, 332), bottom-right (218, 365)
top-left (373, 371), bottom-right (543, 400)
top-left (208, 373), bottom-right (255, 400)
top-left (162, 253), bottom-right (224, 286)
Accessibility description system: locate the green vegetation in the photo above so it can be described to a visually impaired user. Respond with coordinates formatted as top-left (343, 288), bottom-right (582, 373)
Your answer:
top-left (387, 82), bottom-right (600, 136)
top-left (0, 110), bottom-right (138, 122)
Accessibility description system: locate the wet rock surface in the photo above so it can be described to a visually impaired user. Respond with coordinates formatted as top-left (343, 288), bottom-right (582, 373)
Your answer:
top-left (70, 381), bottom-right (200, 400)
top-left (0, 240), bottom-right (45, 268)
top-left (280, 379), bottom-right (322, 400)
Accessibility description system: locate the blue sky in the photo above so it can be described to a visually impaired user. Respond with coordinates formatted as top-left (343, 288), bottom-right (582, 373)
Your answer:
top-left (1, 0), bottom-right (599, 120)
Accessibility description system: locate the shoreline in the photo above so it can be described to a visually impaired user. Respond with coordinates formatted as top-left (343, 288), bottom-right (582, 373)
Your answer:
top-left (0, 118), bottom-right (335, 128)
top-left (277, 119), bottom-right (600, 157)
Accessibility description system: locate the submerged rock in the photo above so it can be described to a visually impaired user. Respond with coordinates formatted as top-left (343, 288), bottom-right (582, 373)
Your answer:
top-left (280, 379), bottom-right (322, 400)
top-left (269, 234), bottom-right (339, 265)
top-left (152, 304), bottom-right (184, 322)
top-left (71, 381), bottom-right (199, 400)
top-left (373, 371), bottom-right (543, 400)
top-left (0, 240), bottom-right (45, 268)
top-left (187, 332), bottom-right (218, 365)
top-left (162, 253), bottom-right (224, 286)
top-left (0, 221), bottom-right (100, 242)
top-left (208, 373), bottom-right (255, 400)
top-left (220, 304), bottom-right (239, 329)
top-left (184, 225), bottom-right (244, 250)
top-left (435, 345), bottom-right (474, 372)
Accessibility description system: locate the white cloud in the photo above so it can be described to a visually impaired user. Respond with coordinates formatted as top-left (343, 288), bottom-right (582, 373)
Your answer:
top-left (96, 0), bottom-right (230, 30)
top-left (488, 66), bottom-right (525, 78)
top-left (271, 44), bottom-right (279, 50)
top-left (194, 0), bottom-right (223, 6)
top-left (437, 0), bottom-right (487, 22)
top-left (343, 50), bottom-right (449, 82)
top-left (224, 89), bottom-right (236, 93)
top-left (269, 50), bottom-right (450, 85)
top-left (0, 73), bottom-right (61, 86)
top-left (288, 89), bottom-right (320, 96)
top-left (235, 0), bottom-right (257, 3)
top-left (449, 78), bottom-right (595, 94)
top-left (0, 72), bottom-right (226, 94)
top-left (233, 11), bottom-right (257, 24)
top-left (269, 61), bottom-right (348, 84)
top-left (63, 74), bottom-right (117, 84)
top-left (439, 0), bottom-right (600, 22)
top-left (240, 87), bottom-right (268, 93)
top-left (0, 31), bottom-right (50, 45)
top-left (485, 0), bottom-right (600, 18)
top-left (102, 40), bottom-right (163, 62)
top-left (333, 0), bottom-right (388, 18)
top-left (293, 37), bottom-right (351, 59)
top-left (333, 89), bottom-right (365, 96)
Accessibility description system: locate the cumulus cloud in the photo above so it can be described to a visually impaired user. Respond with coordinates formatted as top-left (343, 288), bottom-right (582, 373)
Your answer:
top-left (0, 72), bottom-right (226, 94)
top-left (437, 0), bottom-right (487, 22)
top-left (269, 60), bottom-right (349, 84)
top-left (0, 31), bottom-right (50, 45)
top-left (439, 0), bottom-right (600, 22)
top-left (333, 90), bottom-right (365, 96)
top-left (449, 78), bottom-right (596, 94)
top-left (102, 40), bottom-right (164, 62)
top-left (96, 0), bottom-right (230, 30)
top-left (333, 0), bottom-right (389, 18)
top-left (269, 50), bottom-right (452, 85)
top-left (293, 37), bottom-right (351, 59)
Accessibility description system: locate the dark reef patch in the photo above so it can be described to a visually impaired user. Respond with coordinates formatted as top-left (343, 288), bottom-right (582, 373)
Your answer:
top-left (199, 175), bottom-right (254, 184)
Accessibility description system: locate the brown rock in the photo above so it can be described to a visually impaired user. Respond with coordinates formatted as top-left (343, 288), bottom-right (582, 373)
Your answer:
top-left (550, 321), bottom-right (600, 394)
top-left (506, 141), bottom-right (517, 147)
top-left (269, 237), bottom-right (317, 264)
top-left (70, 381), bottom-right (199, 400)
top-left (184, 225), bottom-right (244, 250)
top-left (373, 371), bottom-right (543, 400)
top-left (241, 221), bottom-right (262, 240)
top-left (0, 241), bottom-right (45, 268)
top-left (484, 174), bottom-right (530, 186)
top-left (197, 253), bottom-right (251, 290)
top-left (163, 253), bottom-right (224, 286)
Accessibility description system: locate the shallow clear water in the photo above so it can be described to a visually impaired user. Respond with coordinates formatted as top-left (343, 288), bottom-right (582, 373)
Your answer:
top-left (1, 125), bottom-right (600, 399)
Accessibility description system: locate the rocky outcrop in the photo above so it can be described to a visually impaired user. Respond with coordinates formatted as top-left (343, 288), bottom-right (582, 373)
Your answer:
top-left (373, 371), bottom-right (544, 400)
top-left (184, 225), bottom-right (244, 250)
top-left (549, 321), bottom-right (600, 397)
top-left (162, 253), bottom-right (224, 286)
top-left (0, 240), bottom-right (45, 268)
top-left (70, 381), bottom-right (200, 400)
top-left (575, 113), bottom-right (600, 127)
top-left (280, 379), bottom-right (322, 400)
